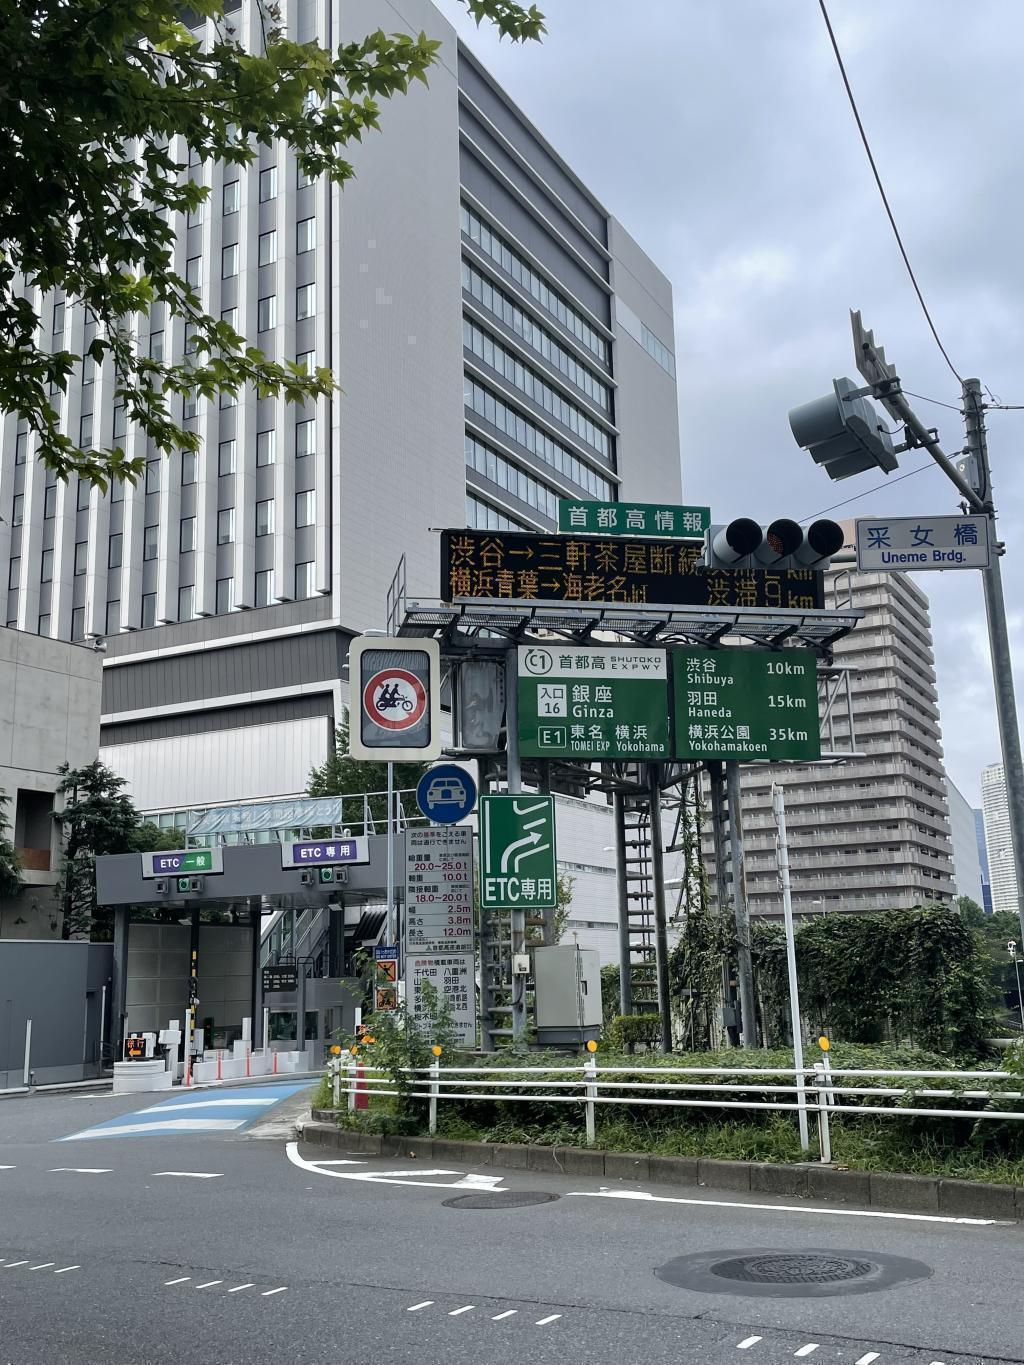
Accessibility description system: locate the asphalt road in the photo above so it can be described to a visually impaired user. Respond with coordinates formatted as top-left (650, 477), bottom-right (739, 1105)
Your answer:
top-left (1, 1083), bottom-right (1022, 1365)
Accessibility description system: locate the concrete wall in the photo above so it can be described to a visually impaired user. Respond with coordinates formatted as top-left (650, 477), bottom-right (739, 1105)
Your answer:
top-left (0, 940), bottom-right (112, 1087)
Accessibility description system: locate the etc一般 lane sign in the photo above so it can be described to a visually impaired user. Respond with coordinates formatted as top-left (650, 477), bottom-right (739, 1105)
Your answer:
top-left (479, 794), bottom-right (557, 909)
top-left (141, 848), bottom-right (223, 878)
top-left (855, 514), bottom-right (991, 571)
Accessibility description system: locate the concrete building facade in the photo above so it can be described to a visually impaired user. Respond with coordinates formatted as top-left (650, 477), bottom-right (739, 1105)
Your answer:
top-left (945, 775), bottom-right (985, 906)
top-left (711, 568), bottom-right (955, 917)
top-left (982, 762), bottom-right (1020, 916)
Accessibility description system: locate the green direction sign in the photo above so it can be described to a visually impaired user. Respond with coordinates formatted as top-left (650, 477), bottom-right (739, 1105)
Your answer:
top-left (673, 648), bottom-right (821, 762)
top-left (141, 847), bottom-right (223, 878)
top-left (557, 500), bottom-right (710, 539)
top-left (517, 645), bottom-right (669, 760)
top-left (479, 794), bottom-right (558, 909)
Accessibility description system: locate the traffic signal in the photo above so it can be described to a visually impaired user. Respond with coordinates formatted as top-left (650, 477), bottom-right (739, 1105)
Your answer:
top-left (704, 518), bottom-right (845, 571)
top-left (788, 376), bottom-right (898, 480)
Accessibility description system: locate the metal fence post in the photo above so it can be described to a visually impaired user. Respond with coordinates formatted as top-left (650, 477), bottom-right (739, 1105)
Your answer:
top-left (814, 1062), bottom-right (831, 1163)
top-left (429, 1054), bottom-right (440, 1135)
top-left (347, 1059), bottom-right (357, 1114)
top-left (584, 1056), bottom-right (597, 1145)
top-left (22, 1018), bottom-right (32, 1087)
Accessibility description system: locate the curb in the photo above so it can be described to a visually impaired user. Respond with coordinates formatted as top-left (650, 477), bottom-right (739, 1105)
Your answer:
top-left (299, 1117), bottom-right (1022, 1222)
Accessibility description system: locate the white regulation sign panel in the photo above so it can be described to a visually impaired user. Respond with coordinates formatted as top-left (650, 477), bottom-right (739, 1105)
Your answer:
top-left (408, 953), bottom-right (476, 1046)
top-left (855, 514), bottom-right (991, 571)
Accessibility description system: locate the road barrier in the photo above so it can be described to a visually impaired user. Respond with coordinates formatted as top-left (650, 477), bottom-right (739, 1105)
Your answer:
top-left (335, 1061), bottom-right (1024, 1162)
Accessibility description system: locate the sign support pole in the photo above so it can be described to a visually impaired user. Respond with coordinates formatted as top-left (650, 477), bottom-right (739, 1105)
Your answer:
top-left (613, 792), bottom-right (633, 1017)
top-left (726, 761), bottom-right (757, 1048)
top-left (647, 770), bottom-right (672, 1053)
top-left (772, 784), bottom-right (809, 1152)
top-left (386, 761), bottom-right (395, 949)
top-left (504, 649), bottom-right (527, 1044)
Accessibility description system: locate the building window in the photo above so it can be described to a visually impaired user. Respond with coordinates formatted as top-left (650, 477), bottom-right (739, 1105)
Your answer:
top-left (297, 165), bottom-right (314, 190)
top-left (221, 244), bottom-right (239, 279)
top-left (40, 549), bottom-right (53, 582)
top-left (38, 613), bottom-right (50, 637)
top-left (221, 305), bottom-right (238, 330)
top-left (74, 541), bottom-right (88, 575)
top-left (112, 405), bottom-right (127, 440)
top-left (220, 389), bottom-right (236, 410)
top-left (187, 202), bottom-right (204, 229)
top-left (294, 561), bottom-right (315, 600)
top-left (111, 479), bottom-right (124, 504)
top-left (179, 517), bottom-right (196, 553)
top-left (296, 216), bottom-right (315, 253)
top-left (296, 418), bottom-right (314, 457)
top-left (146, 459), bottom-right (161, 494)
top-left (71, 605), bottom-right (86, 640)
top-left (12, 494), bottom-right (23, 528)
top-left (256, 499), bottom-right (274, 536)
top-left (15, 431), bottom-right (27, 465)
top-left (184, 322), bottom-right (198, 355)
top-left (79, 414), bottom-right (93, 448)
top-left (141, 594), bottom-right (156, 629)
top-left (217, 508), bottom-right (234, 545)
top-left (218, 440), bottom-right (236, 476)
top-left (44, 485), bottom-right (57, 518)
top-left (183, 391), bottom-right (198, 420)
top-left (108, 534), bottom-right (123, 569)
top-left (259, 165), bottom-right (277, 202)
top-left (258, 230), bottom-right (277, 266)
top-left (143, 524), bottom-right (158, 560)
top-left (254, 568), bottom-right (274, 607)
top-left (296, 349), bottom-right (315, 375)
top-left (8, 558), bottom-right (19, 591)
top-left (77, 480), bottom-right (91, 510)
top-left (150, 331), bottom-right (164, 361)
top-left (181, 450), bottom-right (197, 486)
top-left (186, 256), bottom-right (201, 288)
top-left (295, 283), bottom-right (315, 320)
top-left (257, 295), bottom-right (276, 332)
top-left (216, 577), bottom-right (234, 614)
top-left (104, 599), bottom-right (120, 634)
top-left (295, 490), bottom-right (314, 527)
top-left (82, 357), bottom-right (96, 386)
top-left (52, 300), bottom-right (64, 334)
top-left (177, 585), bottom-right (195, 622)
top-left (256, 430), bottom-right (276, 467)
top-left (223, 180), bottom-right (239, 214)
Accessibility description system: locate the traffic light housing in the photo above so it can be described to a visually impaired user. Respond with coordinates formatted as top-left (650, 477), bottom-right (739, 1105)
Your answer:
top-left (788, 376), bottom-right (898, 481)
top-left (704, 518), bottom-right (845, 571)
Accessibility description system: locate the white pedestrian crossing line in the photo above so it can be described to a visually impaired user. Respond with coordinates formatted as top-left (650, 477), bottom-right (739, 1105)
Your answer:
top-left (855, 1354), bottom-right (880, 1365)
top-left (492, 1310), bottom-right (517, 1320)
top-left (737, 1338), bottom-right (763, 1350)
top-left (194, 1279), bottom-right (223, 1289)
top-left (449, 1305), bottom-right (474, 1316)
top-left (795, 1346), bottom-right (819, 1358)
top-left (54, 1266), bottom-right (81, 1274)
top-left (228, 1283), bottom-right (255, 1293)
top-left (144, 1098), bottom-right (278, 1112)
top-left (165, 1277), bottom-right (191, 1285)
top-left (407, 1301), bottom-right (433, 1312)
top-left (261, 1286), bottom-right (288, 1297)
top-left (536, 1314), bottom-right (562, 1326)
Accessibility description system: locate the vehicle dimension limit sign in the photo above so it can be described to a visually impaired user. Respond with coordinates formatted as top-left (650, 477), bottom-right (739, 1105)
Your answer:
top-left (479, 795), bottom-right (558, 909)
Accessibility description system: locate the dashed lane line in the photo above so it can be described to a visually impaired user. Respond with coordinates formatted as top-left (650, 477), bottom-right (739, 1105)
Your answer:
top-left (54, 1266), bottom-right (80, 1274)
top-left (152, 1172), bottom-right (223, 1179)
top-left (737, 1338), bottom-right (762, 1350)
top-left (855, 1354), bottom-right (880, 1365)
top-left (261, 1287), bottom-right (288, 1297)
top-left (492, 1311), bottom-right (517, 1321)
top-left (29, 1264), bottom-right (55, 1271)
top-left (407, 1302), bottom-right (433, 1312)
top-left (449, 1305), bottom-right (475, 1316)
top-left (165, 1277), bottom-right (191, 1286)
top-left (227, 1283), bottom-right (255, 1293)
top-left (48, 1167), bottom-right (112, 1174)
top-left (536, 1314), bottom-right (562, 1326)
top-left (194, 1280), bottom-right (223, 1290)
top-left (794, 1346), bottom-right (819, 1358)
top-left (4, 1262), bottom-right (29, 1268)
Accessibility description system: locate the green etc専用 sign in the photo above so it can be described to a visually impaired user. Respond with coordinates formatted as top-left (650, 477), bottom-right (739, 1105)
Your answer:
top-left (557, 500), bottom-right (710, 539)
top-left (479, 794), bottom-right (558, 909)
top-left (673, 648), bottom-right (820, 762)
top-left (517, 645), bottom-right (670, 760)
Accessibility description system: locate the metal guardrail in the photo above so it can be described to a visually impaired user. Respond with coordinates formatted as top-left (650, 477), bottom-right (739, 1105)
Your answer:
top-left (324, 1058), bottom-right (1024, 1162)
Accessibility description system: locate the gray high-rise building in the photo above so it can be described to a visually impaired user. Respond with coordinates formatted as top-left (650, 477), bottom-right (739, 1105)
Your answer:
top-left (710, 564), bottom-right (955, 916)
top-left (982, 762), bottom-right (1020, 916)
top-left (945, 775), bottom-right (984, 906)
top-left (0, 0), bottom-right (681, 814)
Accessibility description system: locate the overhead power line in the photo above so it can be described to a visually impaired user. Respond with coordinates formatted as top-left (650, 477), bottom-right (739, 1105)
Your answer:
top-left (817, 0), bottom-right (964, 386)
top-left (802, 461), bottom-right (938, 520)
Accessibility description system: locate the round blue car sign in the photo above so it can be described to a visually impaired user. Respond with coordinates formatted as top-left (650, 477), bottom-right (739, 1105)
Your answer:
top-left (416, 764), bottom-right (477, 824)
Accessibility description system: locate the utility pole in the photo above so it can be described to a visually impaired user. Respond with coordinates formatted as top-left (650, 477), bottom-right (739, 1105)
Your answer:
top-left (725, 760), bottom-right (757, 1048)
top-left (772, 784), bottom-right (809, 1151)
top-left (504, 648), bottom-right (526, 1044)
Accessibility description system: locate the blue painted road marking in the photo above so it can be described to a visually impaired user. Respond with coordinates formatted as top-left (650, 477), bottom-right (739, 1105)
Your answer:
top-left (59, 1083), bottom-right (310, 1141)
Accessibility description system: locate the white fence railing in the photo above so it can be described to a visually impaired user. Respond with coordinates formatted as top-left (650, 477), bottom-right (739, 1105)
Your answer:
top-left (324, 1057), bottom-right (1024, 1162)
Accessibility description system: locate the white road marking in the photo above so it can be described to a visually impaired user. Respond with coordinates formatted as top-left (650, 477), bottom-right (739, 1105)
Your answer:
top-left (0, 1165), bottom-right (15, 1170)
top-left (165, 1277), bottom-right (191, 1285)
top-left (4, 1261), bottom-right (28, 1268)
top-left (152, 1172), bottom-right (223, 1179)
top-left (492, 1310), bottom-right (518, 1320)
top-left (737, 1338), bottom-right (763, 1350)
top-left (407, 1301), bottom-right (434, 1312)
top-left (48, 1167), bottom-right (112, 1174)
top-left (285, 1142), bottom-right (507, 1192)
top-left (143, 1098), bottom-right (278, 1112)
top-left (449, 1305), bottom-right (475, 1316)
top-left (794, 1346), bottom-right (819, 1358)
top-left (308, 1159), bottom-right (366, 1167)
top-left (261, 1287), bottom-right (287, 1297)
top-left (29, 1263), bottom-right (55, 1271)
top-left (194, 1280), bottom-right (223, 1289)
top-left (568, 1188), bottom-right (1005, 1226)
top-left (855, 1354), bottom-right (880, 1365)
top-left (536, 1314), bottom-right (562, 1326)
top-left (63, 1118), bottom-right (245, 1139)
top-left (228, 1283), bottom-right (255, 1293)
top-left (54, 1266), bottom-right (80, 1274)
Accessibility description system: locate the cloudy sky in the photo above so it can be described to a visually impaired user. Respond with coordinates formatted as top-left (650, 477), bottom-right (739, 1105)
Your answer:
top-left (434, 0), bottom-right (1024, 807)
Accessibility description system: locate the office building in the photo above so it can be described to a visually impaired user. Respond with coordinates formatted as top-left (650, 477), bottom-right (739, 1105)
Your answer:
top-left (945, 776), bottom-right (984, 905)
top-left (975, 807), bottom-right (993, 912)
top-left (0, 0), bottom-right (681, 823)
top-left (982, 762), bottom-right (1020, 916)
top-left (711, 565), bottom-right (955, 915)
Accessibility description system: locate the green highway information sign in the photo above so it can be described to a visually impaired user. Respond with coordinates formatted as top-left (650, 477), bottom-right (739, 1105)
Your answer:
top-left (518, 644), bottom-right (669, 760)
top-left (479, 794), bottom-right (558, 909)
top-left (558, 500), bottom-right (709, 539)
top-left (673, 648), bottom-right (821, 762)
top-left (141, 847), bottom-right (223, 878)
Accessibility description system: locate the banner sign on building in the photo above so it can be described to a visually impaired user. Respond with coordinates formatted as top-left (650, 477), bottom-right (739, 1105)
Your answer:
top-left (441, 530), bottom-right (823, 610)
top-left (408, 953), bottom-right (475, 1046)
top-left (405, 826), bottom-right (474, 953)
top-left (557, 500), bottom-right (710, 539)
top-left (517, 644), bottom-right (670, 760)
top-left (479, 794), bottom-right (558, 910)
top-left (673, 648), bottom-right (821, 762)
top-left (854, 514), bottom-right (992, 571)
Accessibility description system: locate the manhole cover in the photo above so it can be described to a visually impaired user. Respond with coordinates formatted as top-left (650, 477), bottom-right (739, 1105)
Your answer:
top-left (711, 1254), bottom-right (874, 1285)
top-left (655, 1248), bottom-right (931, 1299)
top-left (442, 1190), bottom-right (560, 1210)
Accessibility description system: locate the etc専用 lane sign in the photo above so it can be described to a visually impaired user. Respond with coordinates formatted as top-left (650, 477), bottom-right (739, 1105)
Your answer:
top-left (415, 765), bottom-right (477, 823)
top-left (479, 794), bottom-right (557, 909)
top-left (141, 848), bottom-right (223, 879)
top-left (855, 514), bottom-right (991, 571)
top-left (280, 838), bottom-right (369, 868)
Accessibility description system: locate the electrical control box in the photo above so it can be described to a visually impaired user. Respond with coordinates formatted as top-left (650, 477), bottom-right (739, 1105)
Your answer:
top-left (533, 946), bottom-right (602, 1047)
